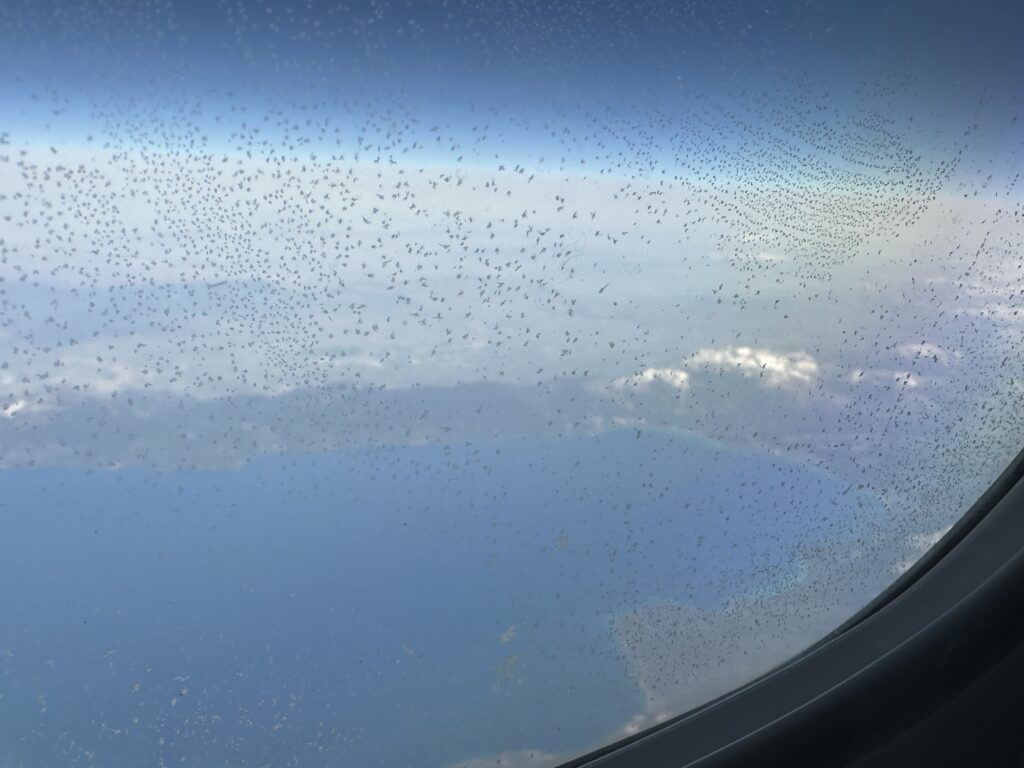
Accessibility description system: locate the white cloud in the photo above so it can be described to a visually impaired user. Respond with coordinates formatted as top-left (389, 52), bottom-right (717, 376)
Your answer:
top-left (895, 342), bottom-right (955, 365)
top-left (690, 346), bottom-right (819, 386)
top-left (2, 400), bottom-right (26, 418)
top-left (848, 369), bottom-right (921, 388)
top-left (613, 366), bottom-right (690, 389)
top-left (752, 251), bottom-right (788, 263)
top-left (893, 523), bottom-right (953, 575)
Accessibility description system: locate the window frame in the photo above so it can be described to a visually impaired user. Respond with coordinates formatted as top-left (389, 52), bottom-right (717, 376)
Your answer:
top-left (559, 447), bottom-right (1024, 767)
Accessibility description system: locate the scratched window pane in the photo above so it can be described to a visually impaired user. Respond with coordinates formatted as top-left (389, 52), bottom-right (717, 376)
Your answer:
top-left (0, 2), bottom-right (1020, 766)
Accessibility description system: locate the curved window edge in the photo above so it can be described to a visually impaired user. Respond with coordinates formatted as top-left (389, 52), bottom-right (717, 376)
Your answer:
top-left (559, 446), bottom-right (1024, 768)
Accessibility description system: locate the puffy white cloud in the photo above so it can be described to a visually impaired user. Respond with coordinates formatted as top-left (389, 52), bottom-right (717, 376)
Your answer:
top-left (2, 400), bottom-right (26, 418)
top-left (893, 523), bottom-right (953, 575)
top-left (689, 346), bottom-right (819, 386)
top-left (908, 526), bottom-right (952, 550)
top-left (752, 251), bottom-right (788, 263)
top-left (608, 346), bottom-right (819, 403)
top-left (895, 341), bottom-right (954, 365)
top-left (848, 369), bottom-right (922, 388)
top-left (613, 366), bottom-right (690, 390)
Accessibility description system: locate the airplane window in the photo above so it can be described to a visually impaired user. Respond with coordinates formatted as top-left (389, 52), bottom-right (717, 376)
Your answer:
top-left (0, 1), bottom-right (1020, 766)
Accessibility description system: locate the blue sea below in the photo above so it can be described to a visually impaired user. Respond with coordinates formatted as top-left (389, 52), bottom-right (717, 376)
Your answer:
top-left (0, 430), bottom-right (880, 767)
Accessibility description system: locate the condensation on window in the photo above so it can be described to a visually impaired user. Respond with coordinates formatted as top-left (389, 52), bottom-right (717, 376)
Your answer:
top-left (0, 2), bottom-right (1021, 766)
